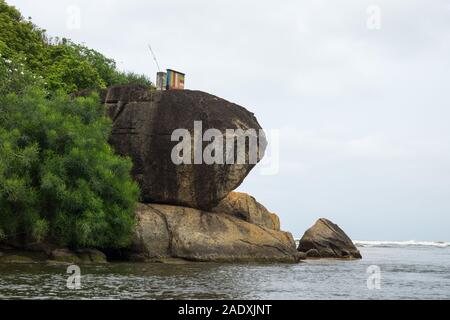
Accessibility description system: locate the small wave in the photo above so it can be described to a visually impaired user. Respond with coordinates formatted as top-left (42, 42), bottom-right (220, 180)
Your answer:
top-left (353, 240), bottom-right (450, 248)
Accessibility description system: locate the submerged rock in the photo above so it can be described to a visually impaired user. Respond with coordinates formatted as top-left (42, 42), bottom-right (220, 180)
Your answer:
top-left (48, 248), bottom-right (107, 264)
top-left (0, 250), bottom-right (47, 264)
top-left (297, 218), bottom-right (362, 259)
top-left (102, 85), bottom-right (267, 210)
top-left (131, 203), bottom-right (299, 263)
top-left (76, 249), bottom-right (107, 264)
top-left (212, 192), bottom-right (280, 230)
top-left (50, 249), bottom-right (82, 264)
top-left (0, 255), bottom-right (37, 264)
top-left (0, 244), bottom-right (108, 265)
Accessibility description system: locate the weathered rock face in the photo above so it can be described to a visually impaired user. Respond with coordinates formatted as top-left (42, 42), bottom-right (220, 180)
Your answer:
top-left (102, 85), bottom-right (266, 210)
top-left (297, 218), bottom-right (362, 259)
top-left (305, 249), bottom-right (321, 258)
top-left (212, 192), bottom-right (280, 231)
top-left (131, 203), bottom-right (300, 263)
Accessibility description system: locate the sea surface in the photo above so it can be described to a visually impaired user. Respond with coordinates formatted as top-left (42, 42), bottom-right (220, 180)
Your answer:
top-left (0, 241), bottom-right (449, 300)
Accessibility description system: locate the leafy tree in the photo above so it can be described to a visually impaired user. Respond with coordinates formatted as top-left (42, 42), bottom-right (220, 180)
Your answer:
top-left (43, 43), bottom-right (107, 93)
top-left (0, 1), bottom-right (146, 249)
top-left (0, 88), bottom-right (140, 248)
top-left (0, 51), bottom-right (44, 96)
top-left (0, 0), bottom-right (154, 93)
top-left (0, 1), bottom-right (46, 71)
top-left (114, 71), bottom-right (156, 87)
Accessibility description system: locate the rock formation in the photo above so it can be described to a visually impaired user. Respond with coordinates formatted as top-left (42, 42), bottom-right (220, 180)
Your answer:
top-left (212, 192), bottom-right (280, 230)
top-left (130, 203), bottom-right (299, 263)
top-left (96, 85), bottom-right (300, 263)
top-left (101, 85), bottom-right (267, 211)
top-left (297, 218), bottom-right (362, 259)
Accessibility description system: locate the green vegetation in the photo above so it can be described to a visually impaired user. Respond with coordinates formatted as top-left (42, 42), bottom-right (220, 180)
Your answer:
top-left (0, 1), bottom-right (142, 249)
top-left (0, 0), bottom-right (153, 94)
top-left (0, 88), bottom-right (140, 248)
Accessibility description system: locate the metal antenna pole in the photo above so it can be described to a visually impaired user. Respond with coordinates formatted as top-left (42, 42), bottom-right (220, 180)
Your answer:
top-left (148, 44), bottom-right (162, 73)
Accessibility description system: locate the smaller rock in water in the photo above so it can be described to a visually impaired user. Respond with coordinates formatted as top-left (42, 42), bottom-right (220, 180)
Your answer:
top-left (0, 255), bottom-right (36, 264)
top-left (50, 248), bottom-right (81, 264)
top-left (76, 249), bottom-right (107, 264)
top-left (50, 248), bottom-right (107, 264)
top-left (0, 250), bottom-right (47, 264)
top-left (297, 218), bottom-right (362, 259)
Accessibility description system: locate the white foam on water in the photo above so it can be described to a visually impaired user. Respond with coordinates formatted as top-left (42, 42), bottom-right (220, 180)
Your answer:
top-left (353, 240), bottom-right (450, 248)
top-left (294, 239), bottom-right (450, 248)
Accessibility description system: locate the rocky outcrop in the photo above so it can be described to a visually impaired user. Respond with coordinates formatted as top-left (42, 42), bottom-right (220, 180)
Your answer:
top-left (0, 247), bottom-right (107, 264)
top-left (212, 192), bottom-right (280, 231)
top-left (101, 86), bottom-right (299, 263)
top-left (50, 248), bottom-right (107, 264)
top-left (130, 203), bottom-right (300, 263)
top-left (102, 85), bottom-right (267, 210)
top-left (297, 218), bottom-right (362, 259)
top-left (0, 254), bottom-right (39, 264)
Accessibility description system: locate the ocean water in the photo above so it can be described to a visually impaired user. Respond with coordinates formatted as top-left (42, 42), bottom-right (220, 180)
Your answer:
top-left (0, 241), bottom-right (449, 300)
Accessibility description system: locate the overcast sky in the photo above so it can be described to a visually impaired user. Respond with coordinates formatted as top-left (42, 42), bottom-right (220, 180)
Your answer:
top-left (8, 0), bottom-right (450, 241)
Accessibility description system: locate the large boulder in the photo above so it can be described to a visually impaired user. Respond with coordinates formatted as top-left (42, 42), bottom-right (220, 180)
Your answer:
top-left (212, 192), bottom-right (280, 230)
top-left (297, 218), bottom-right (362, 259)
top-left (131, 203), bottom-right (300, 263)
top-left (101, 85), bottom-right (266, 210)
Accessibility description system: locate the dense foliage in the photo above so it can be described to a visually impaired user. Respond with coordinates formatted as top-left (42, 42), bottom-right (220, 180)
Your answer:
top-left (0, 1), bottom-right (142, 248)
top-left (0, 52), bottom-right (43, 96)
top-left (0, 88), bottom-right (140, 248)
top-left (0, 0), bottom-right (153, 93)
